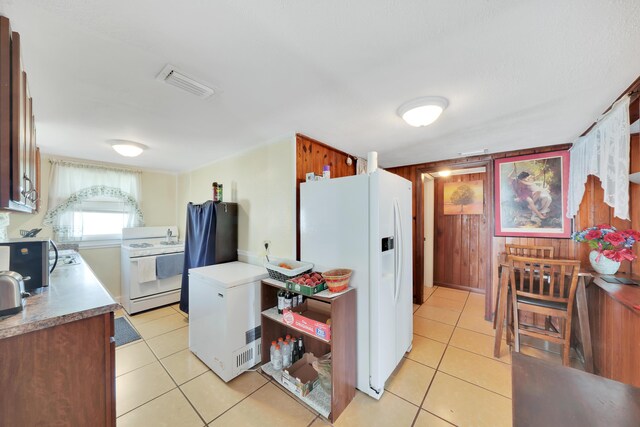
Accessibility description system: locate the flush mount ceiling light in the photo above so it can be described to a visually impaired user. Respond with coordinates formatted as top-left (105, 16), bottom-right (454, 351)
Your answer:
top-left (397, 96), bottom-right (449, 127)
top-left (109, 140), bottom-right (148, 157)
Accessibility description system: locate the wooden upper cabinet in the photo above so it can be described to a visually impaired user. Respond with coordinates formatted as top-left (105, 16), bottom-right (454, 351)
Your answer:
top-left (0, 16), bottom-right (39, 213)
top-left (0, 17), bottom-right (11, 208)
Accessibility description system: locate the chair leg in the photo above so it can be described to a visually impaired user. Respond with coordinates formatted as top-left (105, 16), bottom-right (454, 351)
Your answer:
top-left (562, 317), bottom-right (572, 367)
top-left (493, 269), bottom-right (502, 329)
top-left (511, 291), bottom-right (520, 353)
top-left (506, 290), bottom-right (512, 346)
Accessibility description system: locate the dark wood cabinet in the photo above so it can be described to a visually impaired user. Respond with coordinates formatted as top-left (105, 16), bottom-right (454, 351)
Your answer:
top-left (0, 15), bottom-right (39, 213)
top-left (0, 312), bottom-right (116, 426)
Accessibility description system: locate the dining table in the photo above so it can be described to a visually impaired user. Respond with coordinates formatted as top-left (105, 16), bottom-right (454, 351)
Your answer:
top-left (492, 253), bottom-right (594, 373)
top-left (512, 352), bottom-right (640, 427)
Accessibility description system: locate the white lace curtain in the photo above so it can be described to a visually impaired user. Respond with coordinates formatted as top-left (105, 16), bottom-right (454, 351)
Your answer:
top-left (43, 160), bottom-right (144, 239)
top-left (567, 96), bottom-right (630, 220)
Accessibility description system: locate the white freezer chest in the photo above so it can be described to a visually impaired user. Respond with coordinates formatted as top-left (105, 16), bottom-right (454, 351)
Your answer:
top-left (188, 261), bottom-right (268, 382)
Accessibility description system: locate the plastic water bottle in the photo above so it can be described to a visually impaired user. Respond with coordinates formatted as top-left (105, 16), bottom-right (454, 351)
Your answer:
top-left (273, 344), bottom-right (283, 370)
top-left (282, 341), bottom-right (291, 368)
top-left (270, 340), bottom-right (276, 363)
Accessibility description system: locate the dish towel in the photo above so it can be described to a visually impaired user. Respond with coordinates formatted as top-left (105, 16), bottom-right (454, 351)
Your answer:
top-left (156, 253), bottom-right (184, 279)
top-left (137, 256), bottom-right (157, 283)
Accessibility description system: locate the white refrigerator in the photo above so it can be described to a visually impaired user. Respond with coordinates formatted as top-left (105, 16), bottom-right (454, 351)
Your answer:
top-left (300, 169), bottom-right (413, 400)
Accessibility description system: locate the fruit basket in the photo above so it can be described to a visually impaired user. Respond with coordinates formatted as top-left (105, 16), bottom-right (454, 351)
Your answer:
top-left (264, 257), bottom-right (313, 282)
top-left (322, 269), bottom-right (352, 293)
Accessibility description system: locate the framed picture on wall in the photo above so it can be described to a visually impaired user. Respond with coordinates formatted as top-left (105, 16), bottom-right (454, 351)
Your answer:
top-left (443, 180), bottom-right (484, 215)
top-left (494, 150), bottom-right (571, 238)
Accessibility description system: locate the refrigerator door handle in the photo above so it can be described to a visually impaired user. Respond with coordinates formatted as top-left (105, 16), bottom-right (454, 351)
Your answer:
top-left (393, 199), bottom-right (402, 304)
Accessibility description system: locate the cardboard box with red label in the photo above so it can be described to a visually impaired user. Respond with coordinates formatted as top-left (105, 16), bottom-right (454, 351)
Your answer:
top-left (282, 300), bottom-right (331, 341)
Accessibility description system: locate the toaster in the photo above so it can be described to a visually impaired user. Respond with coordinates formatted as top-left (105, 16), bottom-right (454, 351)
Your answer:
top-left (0, 271), bottom-right (26, 316)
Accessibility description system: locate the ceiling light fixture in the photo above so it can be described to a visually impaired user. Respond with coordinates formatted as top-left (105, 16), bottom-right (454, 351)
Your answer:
top-left (437, 170), bottom-right (451, 177)
top-left (109, 140), bottom-right (148, 157)
top-left (397, 96), bottom-right (449, 127)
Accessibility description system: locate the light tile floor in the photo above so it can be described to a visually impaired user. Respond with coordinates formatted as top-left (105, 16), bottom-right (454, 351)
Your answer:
top-left (115, 287), bottom-right (583, 426)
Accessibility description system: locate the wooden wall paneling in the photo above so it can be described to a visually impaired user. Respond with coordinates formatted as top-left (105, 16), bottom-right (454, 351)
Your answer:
top-left (390, 144), bottom-right (570, 317)
top-left (468, 197), bottom-right (479, 288)
top-left (450, 208), bottom-right (462, 286)
top-left (431, 172), bottom-right (486, 291)
top-left (460, 214), bottom-right (470, 287)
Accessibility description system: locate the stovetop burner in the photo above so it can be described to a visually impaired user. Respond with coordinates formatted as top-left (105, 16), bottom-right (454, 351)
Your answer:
top-left (129, 243), bottom-right (154, 248)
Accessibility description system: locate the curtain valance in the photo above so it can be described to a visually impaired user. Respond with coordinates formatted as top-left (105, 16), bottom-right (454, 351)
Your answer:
top-left (567, 96), bottom-right (630, 220)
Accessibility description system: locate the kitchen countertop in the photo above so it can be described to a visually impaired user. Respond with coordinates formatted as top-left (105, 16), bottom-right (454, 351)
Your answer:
top-left (0, 254), bottom-right (120, 339)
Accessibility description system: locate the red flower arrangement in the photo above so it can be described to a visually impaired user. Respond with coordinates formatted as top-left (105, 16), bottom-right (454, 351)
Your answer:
top-left (572, 224), bottom-right (639, 262)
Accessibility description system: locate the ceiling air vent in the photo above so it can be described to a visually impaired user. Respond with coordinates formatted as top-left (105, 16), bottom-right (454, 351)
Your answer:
top-left (156, 64), bottom-right (215, 98)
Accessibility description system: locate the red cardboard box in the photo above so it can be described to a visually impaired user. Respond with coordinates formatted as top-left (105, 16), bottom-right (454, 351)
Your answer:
top-left (282, 301), bottom-right (331, 341)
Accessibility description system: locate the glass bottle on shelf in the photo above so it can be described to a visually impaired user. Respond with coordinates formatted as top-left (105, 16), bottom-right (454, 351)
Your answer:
top-left (277, 289), bottom-right (286, 314)
top-left (284, 291), bottom-right (293, 312)
top-left (298, 337), bottom-right (305, 356)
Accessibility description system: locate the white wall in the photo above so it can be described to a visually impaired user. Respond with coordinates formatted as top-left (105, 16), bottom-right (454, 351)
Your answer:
top-left (178, 135), bottom-right (296, 263)
top-left (6, 155), bottom-right (179, 298)
top-left (6, 135), bottom-right (296, 298)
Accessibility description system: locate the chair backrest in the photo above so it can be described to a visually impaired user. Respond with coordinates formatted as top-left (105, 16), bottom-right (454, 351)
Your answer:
top-left (505, 244), bottom-right (555, 259)
top-left (508, 255), bottom-right (580, 305)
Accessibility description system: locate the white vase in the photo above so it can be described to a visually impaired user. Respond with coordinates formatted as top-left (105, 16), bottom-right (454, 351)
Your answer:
top-left (589, 250), bottom-right (621, 275)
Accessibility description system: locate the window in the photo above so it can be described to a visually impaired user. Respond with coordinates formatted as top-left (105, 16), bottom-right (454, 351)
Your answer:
top-left (43, 160), bottom-right (144, 242)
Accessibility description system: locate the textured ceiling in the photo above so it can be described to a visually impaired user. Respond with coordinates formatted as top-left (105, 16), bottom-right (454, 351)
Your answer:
top-left (0, 0), bottom-right (639, 172)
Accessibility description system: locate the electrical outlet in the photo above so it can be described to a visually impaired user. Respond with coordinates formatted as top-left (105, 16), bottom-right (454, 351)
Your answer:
top-left (263, 240), bottom-right (271, 252)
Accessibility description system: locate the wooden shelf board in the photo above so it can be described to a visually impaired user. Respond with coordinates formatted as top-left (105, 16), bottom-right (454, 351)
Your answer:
top-left (261, 307), bottom-right (331, 344)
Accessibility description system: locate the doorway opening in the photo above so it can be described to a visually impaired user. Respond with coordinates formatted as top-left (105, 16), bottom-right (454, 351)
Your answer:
top-left (416, 160), bottom-right (493, 319)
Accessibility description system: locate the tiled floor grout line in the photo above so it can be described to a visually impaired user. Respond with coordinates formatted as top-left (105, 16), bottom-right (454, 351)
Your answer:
top-left (410, 288), bottom-right (470, 427)
top-left (439, 293), bottom-right (514, 401)
top-left (207, 381), bottom-right (272, 425)
top-left (152, 339), bottom-right (209, 427)
top-left (114, 331), bottom-right (208, 424)
top-left (119, 295), bottom-right (525, 426)
top-left (306, 415), bottom-right (321, 427)
top-left (115, 385), bottom-right (178, 420)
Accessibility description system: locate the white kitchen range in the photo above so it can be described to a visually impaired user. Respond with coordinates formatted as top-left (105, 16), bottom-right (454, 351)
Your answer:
top-left (120, 226), bottom-right (185, 314)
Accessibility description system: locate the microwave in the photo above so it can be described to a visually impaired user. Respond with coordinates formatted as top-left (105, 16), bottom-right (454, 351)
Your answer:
top-left (0, 239), bottom-right (59, 292)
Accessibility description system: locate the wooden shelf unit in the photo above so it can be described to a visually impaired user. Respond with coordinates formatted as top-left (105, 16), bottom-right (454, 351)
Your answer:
top-left (260, 279), bottom-right (356, 423)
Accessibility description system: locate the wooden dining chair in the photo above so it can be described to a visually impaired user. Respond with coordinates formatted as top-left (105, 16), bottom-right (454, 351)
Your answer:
top-left (494, 244), bottom-right (556, 330)
top-left (505, 244), bottom-right (555, 258)
top-left (508, 255), bottom-right (581, 366)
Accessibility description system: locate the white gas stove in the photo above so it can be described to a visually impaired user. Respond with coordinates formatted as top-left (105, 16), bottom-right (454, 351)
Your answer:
top-left (121, 226), bottom-right (185, 314)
